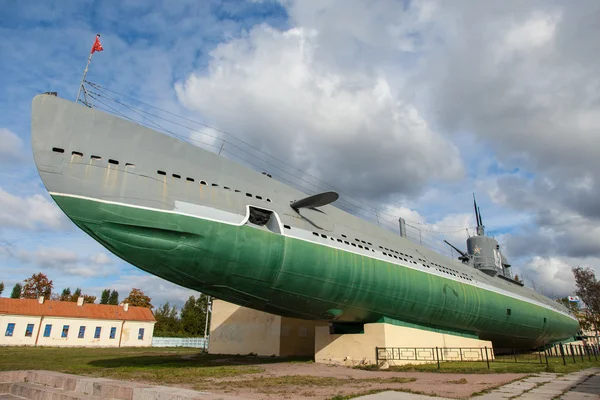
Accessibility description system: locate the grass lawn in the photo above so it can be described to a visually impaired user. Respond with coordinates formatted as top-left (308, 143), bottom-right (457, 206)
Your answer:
top-left (0, 347), bottom-right (418, 398)
top-left (0, 346), bottom-right (268, 384)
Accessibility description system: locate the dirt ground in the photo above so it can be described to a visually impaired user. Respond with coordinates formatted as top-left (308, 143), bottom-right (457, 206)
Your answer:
top-left (196, 360), bottom-right (528, 399)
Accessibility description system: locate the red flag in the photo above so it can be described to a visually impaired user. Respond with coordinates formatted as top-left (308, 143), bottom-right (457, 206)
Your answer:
top-left (91, 35), bottom-right (104, 54)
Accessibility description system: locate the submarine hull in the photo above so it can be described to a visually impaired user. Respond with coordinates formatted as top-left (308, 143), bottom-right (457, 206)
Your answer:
top-left (31, 94), bottom-right (579, 348)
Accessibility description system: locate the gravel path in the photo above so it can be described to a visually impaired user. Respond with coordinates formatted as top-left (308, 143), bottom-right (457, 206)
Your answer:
top-left (201, 361), bottom-right (527, 399)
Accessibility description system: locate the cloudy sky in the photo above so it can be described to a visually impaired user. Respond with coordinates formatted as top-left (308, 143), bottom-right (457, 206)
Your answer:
top-left (1, 0), bottom-right (598, 306)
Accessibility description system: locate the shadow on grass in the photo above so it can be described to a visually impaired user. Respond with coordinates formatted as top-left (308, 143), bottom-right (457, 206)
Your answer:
top-left (88, 352), bottom-right (313, 369)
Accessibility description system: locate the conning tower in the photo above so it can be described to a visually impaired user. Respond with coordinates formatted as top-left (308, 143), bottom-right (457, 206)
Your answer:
top-left (446, 195), bottom-right (516, 283)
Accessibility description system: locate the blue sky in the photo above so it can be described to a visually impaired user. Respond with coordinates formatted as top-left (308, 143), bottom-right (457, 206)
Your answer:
top-left (2, 0), bottom-right (599, 305)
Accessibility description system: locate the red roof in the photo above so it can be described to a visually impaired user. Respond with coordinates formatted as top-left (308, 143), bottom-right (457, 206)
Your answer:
top-left (0, 298), bottom-right (155, 322)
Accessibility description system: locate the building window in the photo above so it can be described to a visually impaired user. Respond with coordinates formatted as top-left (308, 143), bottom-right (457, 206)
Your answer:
top-left (62, 325), bottom-right (69, 338)
top-left (5, 323), bottom-right (15, 337)
top-left (43, 324), bottom-right (52, 337)
top-left (109, 327), bottom-right (117, 339)
top-left (138, 328), bottom-right (145, 340)
top-left (78, 326), bottom-right (86, 338)
top-left (25, 324), bottom-right (34, 337)
top-left (506, 309), bottom-right (512, 316)
top-left (94, 327), bottom-right (101, 339)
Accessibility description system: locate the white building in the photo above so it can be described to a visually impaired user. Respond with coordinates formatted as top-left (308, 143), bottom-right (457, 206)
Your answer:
top-left (0, 297), bottom-right (155, 347)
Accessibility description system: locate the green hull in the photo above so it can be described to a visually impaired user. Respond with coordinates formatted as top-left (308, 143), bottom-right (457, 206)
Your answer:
top-left (53, 194), bottom-right (579, 348)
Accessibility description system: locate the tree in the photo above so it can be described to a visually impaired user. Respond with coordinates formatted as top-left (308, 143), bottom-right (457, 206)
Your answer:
top-left (71, 288), bottom-right (82, 300)
top-left (10, 283), bottom-right (22, 298)
top-left (123, 288), bottom-right (153, 308)
top-left (100, 289), bottom-right (110, 304)
top-left (154, 302), bottom-right (182, 337)
top-left (22, 273), bottom-right (53, 299)
top-left (0, 281), bottom-right (4, 297)
top-left (572, 267), bottom-right (600, 338)
top-left (58, 287), bottom-right (95, 303)
top-left (181, 295), bottom-right (209, 337)
top-left (82, 294), bottom-right (96, 304)
top-left (108, 290), bottom-right (119, 305)
top-left (59, 288), bottom-right (72, 301)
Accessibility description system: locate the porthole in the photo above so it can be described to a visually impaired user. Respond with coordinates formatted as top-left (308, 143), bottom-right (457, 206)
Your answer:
top-left (341, 234), bottom-right (347, 238)
top-left (91, 155), bottom-right (102, 160)
top-left (186, 177), bottom-right (194, 182)
top-left (108, 159), bottom-right (119, 165)
top-left (351, 243), bottom-right (356, 247)
top-left (266, 198), bottom-right (272, 202)
top-left (284, 225), bottom-right (291, 229)
top-left (200, 180), bottom-right (207, 185)
top-left (125, 163), bottom-right (135, 167)
top-left (172, 174), bottom-right (181, 179)
top-left (312, 232), bottom-right (319, 236)
top-left (321, 234), bottom-right (327, 239)
top-left (157, 170), bottom-right (166, 175)
top-left (344, 241), bottom-right (349, 245)
top-left (52, 147), bottom-right (65, 153)
top-left (224, 187), bottom-right (230, 190)
top-left (72, 151), bottom-right (83, 157)
top-left (246, 193), bottom-right (252, 197)
top-left (337, 239), bottom-right (342, 243)
top-left (256, 195), bottom-right (263, 200)
top-left (212, 183), bottom-right (219, 187)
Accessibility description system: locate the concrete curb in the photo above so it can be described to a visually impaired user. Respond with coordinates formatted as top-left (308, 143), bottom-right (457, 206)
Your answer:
top-left (0, 370), bottom-right (246, 400)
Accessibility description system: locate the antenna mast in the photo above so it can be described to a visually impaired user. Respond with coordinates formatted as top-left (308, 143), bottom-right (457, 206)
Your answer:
top-left (473, 193), bottom-right (484, 236)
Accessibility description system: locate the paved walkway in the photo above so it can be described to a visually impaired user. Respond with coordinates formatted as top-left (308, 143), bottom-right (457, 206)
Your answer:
top-left (356, 368), bottom-right (600, 399)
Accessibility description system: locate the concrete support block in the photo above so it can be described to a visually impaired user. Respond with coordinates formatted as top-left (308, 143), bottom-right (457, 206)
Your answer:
top-left (315, 322), bottom-right (493, 366)
top-left (208, 300), bottom-right (325, 357)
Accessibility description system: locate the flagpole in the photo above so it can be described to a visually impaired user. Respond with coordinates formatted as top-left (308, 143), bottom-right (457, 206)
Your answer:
top-left (76, 34), bottom-right (100, 106)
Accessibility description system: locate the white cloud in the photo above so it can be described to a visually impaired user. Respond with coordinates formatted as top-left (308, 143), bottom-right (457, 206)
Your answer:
top-left (89, 253), bottom-right (112, 266)
top-left (501, 12), bottom-right (559, 54)
top-left (176, 24), bottom-right (463, 201)
top-left (0, 188), bottom-right (66, 231)
top-left (93, 274), bottom-right (202, 308)
top-left (515, 256), bottom-right (578, 299)
top-left (0, 128), bottom-right (25, 164)
top-left (8, 247), bottom-right (117, 278)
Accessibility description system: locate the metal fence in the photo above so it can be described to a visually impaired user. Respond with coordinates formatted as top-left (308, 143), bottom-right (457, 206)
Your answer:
top-left (151, 337), bottom-right (208, 349)
top-left (376, 343), bottom-right (600, 369)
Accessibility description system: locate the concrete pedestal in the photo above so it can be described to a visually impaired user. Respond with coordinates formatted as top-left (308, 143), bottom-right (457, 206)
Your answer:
top-left (208, 300), bottom-right (325, 357)
top-left (316, 322), bottom-right (493, 366)
top-left (208, 300), bottom-right (492, 366)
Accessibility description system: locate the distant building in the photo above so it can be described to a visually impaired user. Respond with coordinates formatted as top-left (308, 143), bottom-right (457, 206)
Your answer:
top-left (0, 297), bottom-right (155, 347)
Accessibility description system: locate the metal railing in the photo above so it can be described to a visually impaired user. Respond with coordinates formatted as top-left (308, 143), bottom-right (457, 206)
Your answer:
top-left (376, 343), bottom-right (600, 369)
top-left (151, 337), bottom-right (208, 349)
